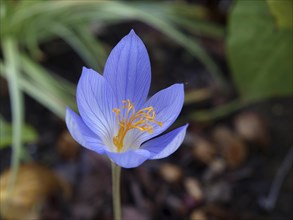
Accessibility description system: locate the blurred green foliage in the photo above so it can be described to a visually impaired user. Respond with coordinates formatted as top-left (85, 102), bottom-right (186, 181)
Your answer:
top-left (191, 0), bottom-right (292, 121)
top-left (228, 0), bottom-right (293, 101)
top-left (0, 117), bottom-right (37, 149)
top-left (267, 0), bottom-right (293, 30)
top-left (0, 0), bottom-right (224, 120)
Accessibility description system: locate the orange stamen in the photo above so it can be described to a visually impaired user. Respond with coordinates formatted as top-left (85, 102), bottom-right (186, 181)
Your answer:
top-left (112, 100), bottom-right (162, 152)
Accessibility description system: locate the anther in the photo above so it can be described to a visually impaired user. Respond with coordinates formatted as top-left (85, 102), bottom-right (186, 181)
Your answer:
top-left (112, 100), bottom-right (162, 152)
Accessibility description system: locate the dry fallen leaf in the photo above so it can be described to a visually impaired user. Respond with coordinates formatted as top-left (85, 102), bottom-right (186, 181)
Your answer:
top-left (0, 163), bottom-right (70, 220)
top-left (212, 126), bottom-right (247, 169)
top-left (57, 130), bottom-right (80, 161)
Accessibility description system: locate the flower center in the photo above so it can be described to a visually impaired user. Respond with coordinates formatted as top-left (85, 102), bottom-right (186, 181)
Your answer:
top-left (112, 99), bottom-right (163, 152)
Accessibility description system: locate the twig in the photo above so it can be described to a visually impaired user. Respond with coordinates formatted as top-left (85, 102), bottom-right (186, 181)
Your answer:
top-left (258, 147), bottom-right (293, 211)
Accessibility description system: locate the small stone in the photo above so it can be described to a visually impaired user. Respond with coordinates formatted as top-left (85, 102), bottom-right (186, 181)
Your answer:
top-left (190, 209), bottom-right (207, 220)
top-left (192, 138), bottom-right (216, 165)
top-left (234, 111), bottom-right (269, 147)
top-left (160, 163), bottom-right (182, 183)
top-left (123, 206), bottom-right (148, 220)
top-left (204, 180), bottom-right (231, 203)
top-left (184, 178), bottom-right (204, 201)
top-left (203, 158), bottom-right (226, 182)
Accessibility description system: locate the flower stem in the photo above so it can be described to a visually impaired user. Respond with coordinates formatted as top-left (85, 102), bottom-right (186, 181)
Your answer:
top-left (111, 162), bottom-right (121, 220)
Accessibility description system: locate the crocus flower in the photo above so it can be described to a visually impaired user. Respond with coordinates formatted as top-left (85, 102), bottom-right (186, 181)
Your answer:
top-left (66, 30), bottom-right (188, 168)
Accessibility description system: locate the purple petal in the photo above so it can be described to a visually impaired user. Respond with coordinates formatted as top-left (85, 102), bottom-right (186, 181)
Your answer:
top-left (77, 67), bottom-right (117, 143)
top-left (105, 149), bottom-right (151, 168)
top-left (65, 107), bottom-right (106, 154)
top-left (142, 124), bottom-right (188, 159)
top-left (104, 30), bottom-right (151, 109)
top-left (135, 84), bottom-right (184, 143)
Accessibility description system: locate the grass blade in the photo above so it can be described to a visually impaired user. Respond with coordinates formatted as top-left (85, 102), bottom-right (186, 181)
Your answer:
top-left (2, 37), bottom-right (23, 189)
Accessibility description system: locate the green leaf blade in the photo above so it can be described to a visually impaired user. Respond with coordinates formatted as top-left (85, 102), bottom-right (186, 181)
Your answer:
top-left (227, 0), bottom-right (293, 101)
